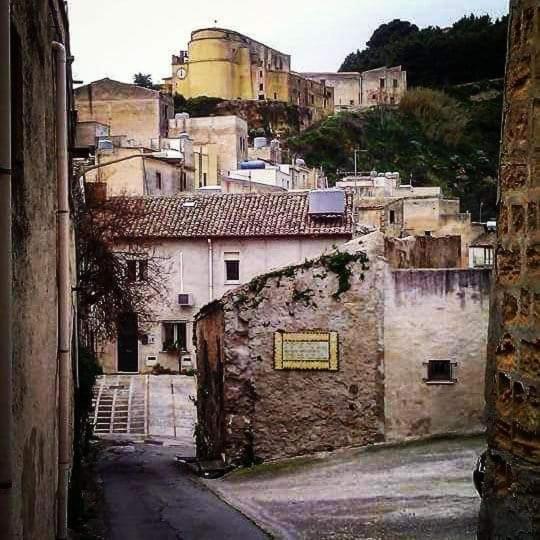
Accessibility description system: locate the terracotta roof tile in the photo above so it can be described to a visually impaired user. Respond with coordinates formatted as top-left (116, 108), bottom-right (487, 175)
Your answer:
top-left (109, 191), bottom-right (354, 239)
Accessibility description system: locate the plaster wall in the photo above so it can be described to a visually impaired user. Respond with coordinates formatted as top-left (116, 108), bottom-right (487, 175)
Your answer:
top-left (99, 235), bottom-right (349, 373)
top-left (361, 66), bottom-right (407, 107)
top-left (75, 80), bottom-right (173, 149)
top-left (85, 147), bottom-right (182, 197)
top-left (384, 269), bottom-right (490, 440)
top-left (10, 1), bottom-right (75, 537)
top-left (170, 115), bottom-right (248, 176)
top-left (303, 73), bottom-right (362, 109)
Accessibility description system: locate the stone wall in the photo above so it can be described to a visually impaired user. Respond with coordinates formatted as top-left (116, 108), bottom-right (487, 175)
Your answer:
top-left (479, 2), bottom-right (540, 537)
top-left (384, 235), bottom-right (462, 269)
top-left (195, 234), bottom-right (386, 465)
top-left (10, 1), bottom-right (74, 538)
top-left (385, 268), bottom-right (490, 440)
top-left (195, 232), bottom-right (489, 465)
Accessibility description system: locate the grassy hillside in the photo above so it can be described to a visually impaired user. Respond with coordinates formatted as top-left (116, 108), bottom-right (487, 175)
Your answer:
top-left (287, 86), bottom-right (500, 220)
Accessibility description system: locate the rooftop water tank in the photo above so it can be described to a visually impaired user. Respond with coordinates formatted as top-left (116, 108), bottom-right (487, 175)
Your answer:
top-left (308, 189), bottom-right (346, 216)
top-left (240, 160), bottom-right (266, 170)
top-left (295, 158), bottom-right (306, 167)
top-left (254, 137), bottom-right (267, 148)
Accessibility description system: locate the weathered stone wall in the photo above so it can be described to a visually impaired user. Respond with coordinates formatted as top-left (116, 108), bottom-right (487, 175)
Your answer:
top-left (479, 2), bottom-right (540, 537)
top-left (384, 235), bottom-right (462, 269)
top-left (195, 232), bottom-right (490, 465)
top-left (196, 234), bottom-right (386, 465)
top-left (10, 1), bottom-right (74, 538)
top-left (385, 269), bottom-right (490, 440)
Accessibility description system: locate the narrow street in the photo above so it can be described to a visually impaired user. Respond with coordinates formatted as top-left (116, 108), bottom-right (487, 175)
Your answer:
top-left (92, 375), bottom-right (267, 539)
top-left (98, 444), bottom-right (268, 540)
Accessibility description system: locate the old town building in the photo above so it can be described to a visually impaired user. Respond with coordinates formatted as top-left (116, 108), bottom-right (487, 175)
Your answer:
top-left (479, 1), bottom-right (540, 537)
top-left (97, 190), bottom-right (354, 373)
top-left (75, 78), bottom-right (174, 149)
top-left (303, 66), bottom-right (408, 111)
top-left (3, 0), bottom-right (76, 538)
top-left (194, 232), bottom-right (490, 465)
top-left (167, 28), bottom-right (334, 116)
top-left (168, 114), bottom-right (248, 186)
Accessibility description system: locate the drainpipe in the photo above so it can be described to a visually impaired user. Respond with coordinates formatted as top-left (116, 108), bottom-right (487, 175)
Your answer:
top-left (52, 40), bottom-right (71, 540)
top-left (0, 0), bottom-right (12, 535)
top-left (207, 238), bottom-right (214, 301)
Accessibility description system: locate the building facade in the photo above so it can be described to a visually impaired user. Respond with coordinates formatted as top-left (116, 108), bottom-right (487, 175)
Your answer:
top-left (303, 66), bottom-right (407, 111)
top-left (84, 145), bottom-right (193, 197)
top-left (169, 28), bottom-right (334, 116)
top-left (4, 1), bottom-right (75, 538)
top-left (169, 114), bottom-right (248, 186)
top-left (194, 233), bottom-right (490, 465)
top-left (97, 191), bottom-right (354, 373)
top-left (75, 78), bottom-right (174, 149)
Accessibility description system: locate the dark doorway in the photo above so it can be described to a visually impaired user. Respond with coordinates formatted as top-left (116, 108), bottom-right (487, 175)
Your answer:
top-left (117, 313), bottom-right (139, 372)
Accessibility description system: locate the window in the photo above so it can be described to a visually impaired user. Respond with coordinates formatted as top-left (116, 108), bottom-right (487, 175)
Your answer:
top-left (310, 95), bottom-right (314, 104)
top-left (393, 78), bottom-right (399, 89)
top-left (224, 252), bottom-right (240, 283)
top-left (380, 78), bottom-right (385, 89)
top-left (127, 259), bottom-right (148, 282)
top-left (274, 92), bottom-right (278, 100)
top-left (389, 210), bottom-right (396, 224)
top-left (162, 322), bottom-right (187, 352)
top-left (259, 83), bottom-right (264, 91)
top-left (425, 231), bottom-right (432, 237)
top-left (156, 171), bottom-right (162, 190)
top-left (425, 360), bottom-right (456, 383)
top-left (259, 70), bottom-right (263, 77)
top-left (203, 172), bottom-right (207, 186)
top-left (258, 94), bottom-right (265, 101)
top-left (350, 100), bottom-right (354, 105)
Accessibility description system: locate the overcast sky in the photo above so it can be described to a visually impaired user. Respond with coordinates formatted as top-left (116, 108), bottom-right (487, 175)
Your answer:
top-left (68, 0), bottom-right (509, 86)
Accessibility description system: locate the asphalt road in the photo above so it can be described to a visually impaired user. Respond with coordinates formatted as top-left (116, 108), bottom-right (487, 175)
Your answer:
top-left (98, 443), bottom-right (268, 540)
top-left (206, 435), bottom-right (485, 540)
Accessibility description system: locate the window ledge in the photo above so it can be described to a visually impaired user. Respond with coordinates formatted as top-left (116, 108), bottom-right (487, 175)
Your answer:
top-left (225, 280), bottom-right (241, 285)
top-left (423, 380), bottom-right (457, 385)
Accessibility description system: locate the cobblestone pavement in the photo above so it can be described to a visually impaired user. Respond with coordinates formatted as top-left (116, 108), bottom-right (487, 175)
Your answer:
top-left (205, 436), bottom-right (485, 540)
top-left (92, 374), bottom-right (196, 443)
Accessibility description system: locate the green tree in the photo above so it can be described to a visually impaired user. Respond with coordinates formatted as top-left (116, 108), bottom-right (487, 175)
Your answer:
top-left (133, 73), bottom-right (154, 88)
top-left (340, 14), bottom-right (508, 88)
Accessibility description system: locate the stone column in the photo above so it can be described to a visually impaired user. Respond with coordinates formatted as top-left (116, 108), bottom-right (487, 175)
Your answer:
top-left (479, 1), bottom-right (540, 537)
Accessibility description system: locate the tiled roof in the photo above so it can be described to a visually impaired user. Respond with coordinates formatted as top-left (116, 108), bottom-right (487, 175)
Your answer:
top-left (470, 230), bottom-right (496, 248)
top-left (109, 191), bottom-right (354, 240)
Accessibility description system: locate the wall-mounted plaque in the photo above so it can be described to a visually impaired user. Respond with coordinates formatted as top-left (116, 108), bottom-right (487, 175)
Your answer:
top-left (274, 331), bottom-right (338, 371)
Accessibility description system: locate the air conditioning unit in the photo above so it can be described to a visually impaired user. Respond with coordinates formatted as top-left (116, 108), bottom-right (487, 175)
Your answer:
top-left (178, 293), bottom-right (194, 306)
top-left (141, 334), bottom-right (156, 345)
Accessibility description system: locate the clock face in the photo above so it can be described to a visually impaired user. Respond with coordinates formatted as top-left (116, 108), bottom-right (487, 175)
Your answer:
top-left (177, 67), bottom-right (187, 80)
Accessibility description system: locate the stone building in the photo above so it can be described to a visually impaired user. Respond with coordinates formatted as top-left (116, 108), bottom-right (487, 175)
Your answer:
top-left (303, 66), bottom-right (407, 111)
top-left (3, 0), bottom-right (76, 538)
top-left (337, 173), bottom-right (484, 267)
top-left (97, 190), bottom-right (354, 373)
top-left (194, 232), bottom-right (490, 465)
top-left (75, 78), bottom-right (174, 149)
top-left (84, 145), bottom-right (194, 197)
top-left (479, 1), bottom-right (540, 537)
top-left (168, 114), bottom-right (248, 186)
top-left (168, 28), bottom-right (334, 116)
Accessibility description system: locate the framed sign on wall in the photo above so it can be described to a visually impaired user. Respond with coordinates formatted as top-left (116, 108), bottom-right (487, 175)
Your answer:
top-left (274, 331), bottom-right (339, 371)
